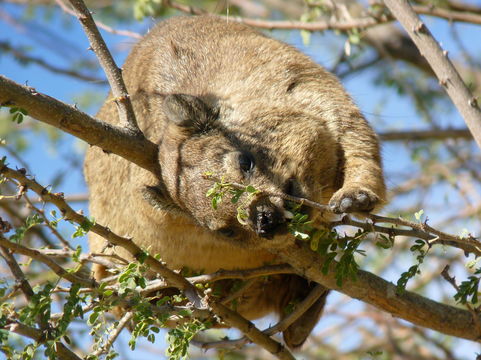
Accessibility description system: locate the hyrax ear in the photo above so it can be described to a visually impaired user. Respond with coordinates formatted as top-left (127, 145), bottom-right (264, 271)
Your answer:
top-left (164, 94), bottom-right (215, 132)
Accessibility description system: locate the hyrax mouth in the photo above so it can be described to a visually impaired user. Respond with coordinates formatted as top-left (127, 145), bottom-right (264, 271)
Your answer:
top-left (250, 202), bottom-right (286, 239)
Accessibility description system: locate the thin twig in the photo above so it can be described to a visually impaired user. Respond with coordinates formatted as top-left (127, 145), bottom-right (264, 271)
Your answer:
top-left (91, 311), bottom-right (133, 357)
top-left (266, 284), bottom-right (327, 334)
top-left (0, 40), bottom-right (106, 84)
top-left (221, 278), bottom-right (258, 305)
top-left (55, 0), bottom-right (142, 39)
top-left (188, 264), bottom-right (295, 283)
top-left (196, 284), bottom-right (328, 350)
top-left (206, 297), bottom-right (295, 360)
top-left (0, 236), bottom-right (95, 287)
top-left (23, 194), bottom-right (73, 249)
top-left (378, 128), bottom-right (473, 141)
top-left (65, 0), bottom-right (141, 134)
top-left (164, 0), bottom-right (387, 31)
top-left (411, 4), bottom-right (481, 25)
top-left (0, 246), bottom-right (34, 301)
top-left (4, 193), bottom-right (89, 204)
top-left (441, 265), bottom-right (481, 335)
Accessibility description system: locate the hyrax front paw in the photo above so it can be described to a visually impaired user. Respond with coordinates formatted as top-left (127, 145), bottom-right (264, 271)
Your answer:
top-left (329, 187), bottom-right (381, 214)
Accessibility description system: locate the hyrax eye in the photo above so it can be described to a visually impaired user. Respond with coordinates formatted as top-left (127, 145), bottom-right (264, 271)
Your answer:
top-left (239, 153), bottom-right (255, 173)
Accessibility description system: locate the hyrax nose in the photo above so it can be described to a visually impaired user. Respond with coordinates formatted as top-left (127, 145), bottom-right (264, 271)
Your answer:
top-left (255, 204), bottom-right (283, 238)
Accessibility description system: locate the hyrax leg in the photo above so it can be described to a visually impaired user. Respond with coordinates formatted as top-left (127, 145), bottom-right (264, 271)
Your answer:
top-left (280, 276), bottom-right (330, 349)
top-left (325, 102), bottom-right (386, 214)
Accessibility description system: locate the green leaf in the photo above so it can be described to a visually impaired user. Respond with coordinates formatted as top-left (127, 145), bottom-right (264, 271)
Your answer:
top-left (88, 312), bottom-right (99, 325)
top-left (414, 209), bottom-right (424, 221)
top-left (205, 187), bottom-right (217, 198)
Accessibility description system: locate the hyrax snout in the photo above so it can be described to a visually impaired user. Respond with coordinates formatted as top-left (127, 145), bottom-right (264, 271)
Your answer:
top-left (85, 15), bottom-right (386, 349)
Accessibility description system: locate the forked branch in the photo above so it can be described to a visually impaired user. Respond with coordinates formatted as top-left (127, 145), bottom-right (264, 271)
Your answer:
top-left (382, 0), bottom-right (481, 149)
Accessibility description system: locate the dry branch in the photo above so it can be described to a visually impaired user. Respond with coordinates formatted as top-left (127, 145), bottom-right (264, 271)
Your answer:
top-left (0, 236), bottom-right (95, 287)
top-left (412, 4), bottom-right (481, 25)
top-left (0, 245), bottom-right (34, 301)
top-left (55, 0), bottom-right (142, 39)
top-left (273, 243), bottom-right (481, 343)
top-left (2, 164), bottom-right (480, 343)
top-left (65, 0), bottom-right (141, 134)
top-left (0, 75), bottom-right (159, 174)
top-left (4, 320), bottom-right (82, 360)
top-left (0, 40), bottom-right (106, 84)
top-left (378, 128), bottom-right (473, 141)
top-left (382, 0), bottom-right (481, 149)
top-left (1, 165), bottom-right (292, 359)
top-left (206, 299), bottom-right (295, 360)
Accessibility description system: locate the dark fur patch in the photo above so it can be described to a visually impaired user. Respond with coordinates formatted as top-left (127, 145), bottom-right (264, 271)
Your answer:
top-left (286, 81), bottom-right (298, 93)
top-left (142, 185), bottom-right (182, 214)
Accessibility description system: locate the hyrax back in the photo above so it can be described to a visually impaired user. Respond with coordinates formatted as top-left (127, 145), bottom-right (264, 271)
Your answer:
top-left (85, 15), bottom-right (385, 348)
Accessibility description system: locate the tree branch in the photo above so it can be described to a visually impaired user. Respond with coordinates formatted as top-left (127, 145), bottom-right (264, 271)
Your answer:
top-left (195, 284), bottom-right (327, 350)
top-left (0, 75), bottom-right (159, 174)
top-left (3, 163), bottom-right (480, 344)
top-left (206, 298), bottom-right (295, 360)
top-left (0, 40), bottom-right (106, 84)
top-left (65, 0), bottom-right (141, 134)
top-left (272, 242), bottom-right (481, 343)
top-left (382, 0), bottom-right (481, 149)
top-left (411, 4), bottom-right (481, 25)
top-left (0, 165), bottom-right (201, 306)
top-left (1, 165), bottom-right (292, 359)
top-left (55, 0), bottom-right (142, 39)
top-left (0, 236), bottom-right (95, 287)
top-left (91, 311), bottom-right (133, 357)
top-left (0, 246), bottom-right (34, 301)
top-left (4, 319), bottom-right (82, 360)
top-left (164, 0), bottom-right (387, 31)
top-left (378, 128), bottom-right (473, 141)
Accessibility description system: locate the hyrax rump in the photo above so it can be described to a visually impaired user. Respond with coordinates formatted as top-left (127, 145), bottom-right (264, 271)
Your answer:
top-left (85, 16), bottom-right (385, 348)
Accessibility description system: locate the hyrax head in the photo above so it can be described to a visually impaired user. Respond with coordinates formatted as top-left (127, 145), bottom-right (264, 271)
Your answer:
top-left (149, 93), bottom-right (290, 245)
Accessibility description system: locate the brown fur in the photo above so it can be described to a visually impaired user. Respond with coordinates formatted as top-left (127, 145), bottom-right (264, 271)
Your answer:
top-left (85, 16), bottom-right (385, 348)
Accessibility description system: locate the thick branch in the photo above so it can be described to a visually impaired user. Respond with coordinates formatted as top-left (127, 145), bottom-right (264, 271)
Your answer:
top-left (273, 242), bottom-right (481, 343)
top-left (66, 0), bottom-right (141, 134)
top-left (382, 0), bottom-right (481, 149)
top-left (0, 75), bottom-right (159, 174)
